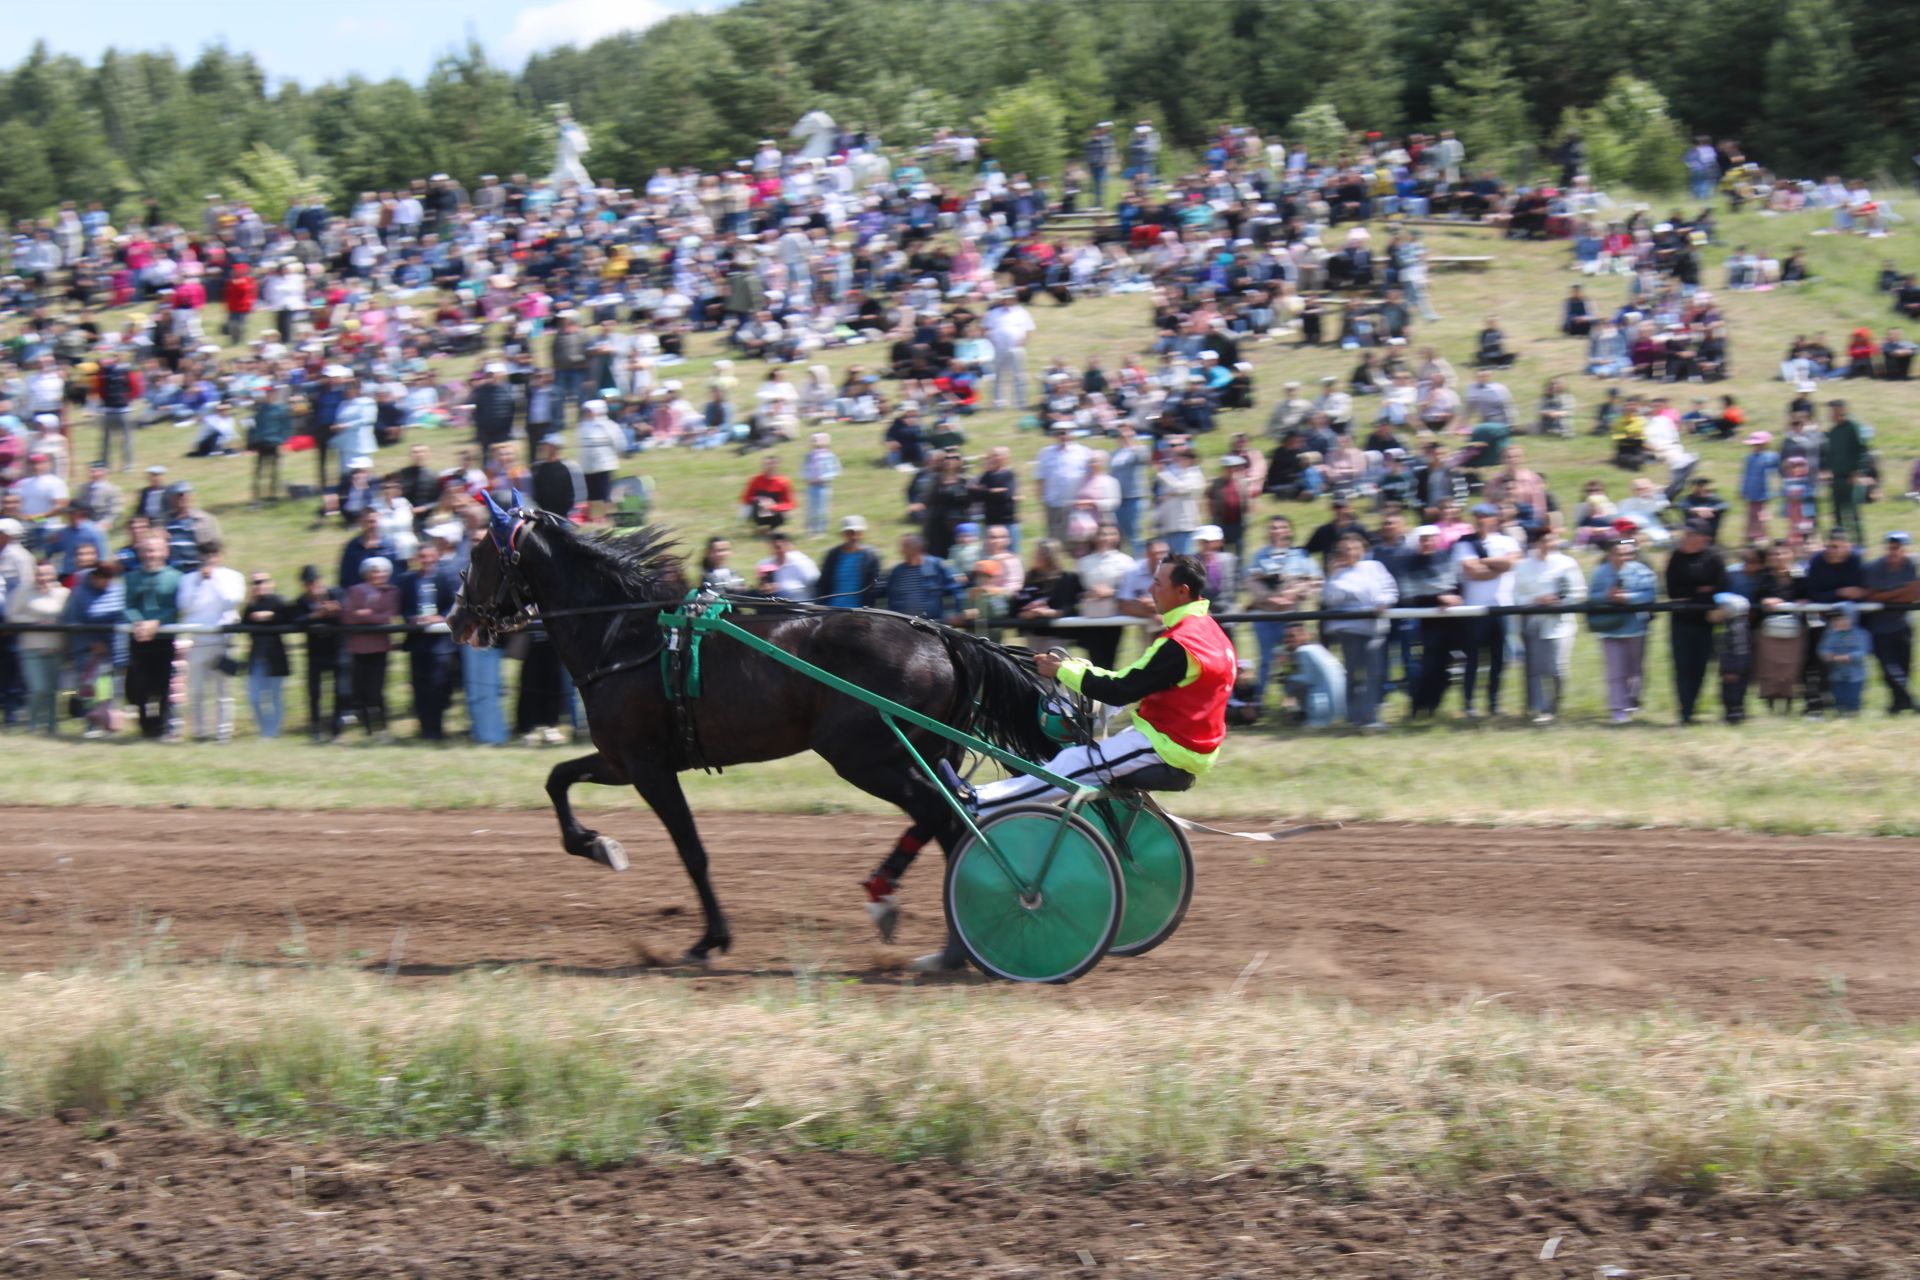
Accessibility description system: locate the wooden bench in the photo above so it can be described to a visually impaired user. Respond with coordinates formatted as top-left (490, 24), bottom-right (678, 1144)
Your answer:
top-left (1430, 255), bottom-right (1495, 271)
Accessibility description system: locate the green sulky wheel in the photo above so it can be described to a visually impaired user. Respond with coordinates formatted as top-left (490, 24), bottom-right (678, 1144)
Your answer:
top-left (944, 803), bottom-right (1124, 983)
top-left (1087, 795), bottom-right (1195, 957)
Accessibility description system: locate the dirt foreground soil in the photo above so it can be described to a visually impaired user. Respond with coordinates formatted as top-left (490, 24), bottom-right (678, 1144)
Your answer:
top-left (2, 1117), bottom-right (1916, 1279)
top-left (5, 807), bottom-right (1919, 1017)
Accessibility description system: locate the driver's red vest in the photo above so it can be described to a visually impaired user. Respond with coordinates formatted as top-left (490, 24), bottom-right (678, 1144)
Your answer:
top-left (1135, 611), bottom-right (1236, 755)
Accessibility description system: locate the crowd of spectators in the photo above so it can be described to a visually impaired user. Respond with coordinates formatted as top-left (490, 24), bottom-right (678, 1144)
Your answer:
top-left (2, 123), bottom-right (1916, 742)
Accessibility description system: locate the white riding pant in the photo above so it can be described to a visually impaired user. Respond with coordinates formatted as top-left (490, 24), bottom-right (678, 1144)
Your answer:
top-left (975, 728), bottom-right (1168, 812)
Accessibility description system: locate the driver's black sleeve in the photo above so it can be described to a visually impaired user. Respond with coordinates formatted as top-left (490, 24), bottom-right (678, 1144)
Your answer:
top-left (1068, 636), bottom-right (1190, 705)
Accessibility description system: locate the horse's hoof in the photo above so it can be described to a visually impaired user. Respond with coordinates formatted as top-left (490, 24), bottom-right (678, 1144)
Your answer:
top-left (907, 949), bottom-right (969, 974)
top-left (590, 836), bottom-right (628, 872)
top-left (678, 949), bottom-right (712, 968)
top-left (866, 895), bottom-right (900, 944)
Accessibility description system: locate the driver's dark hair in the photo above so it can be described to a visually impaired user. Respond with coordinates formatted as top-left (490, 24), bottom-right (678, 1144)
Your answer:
top-left (1164, 553), bottom-right (1208, 600)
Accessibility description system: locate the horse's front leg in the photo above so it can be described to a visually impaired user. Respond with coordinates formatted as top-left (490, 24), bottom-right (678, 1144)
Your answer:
top-left (628, 762), bottom-right (730, 963)
top-left (546, 752), bottom-right (629, 870)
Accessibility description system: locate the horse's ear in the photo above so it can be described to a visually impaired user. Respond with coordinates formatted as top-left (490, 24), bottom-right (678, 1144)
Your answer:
top-left (481, 488), bottom-right (513, 545)
top-left (510, 487), bottom-right (529, 512)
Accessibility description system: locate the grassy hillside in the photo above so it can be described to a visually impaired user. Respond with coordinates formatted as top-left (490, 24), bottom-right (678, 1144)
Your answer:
top-left (99, 206), bottom-right (1920, 590)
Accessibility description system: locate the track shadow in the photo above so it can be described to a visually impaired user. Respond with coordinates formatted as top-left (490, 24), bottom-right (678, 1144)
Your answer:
top-left (368, 958), bottom-right (982, 986)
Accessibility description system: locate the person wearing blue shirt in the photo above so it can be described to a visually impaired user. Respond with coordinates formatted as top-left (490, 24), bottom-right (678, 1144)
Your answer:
top-left (1738, 430), bottom-right (1780, 543)
top-left (817, 517), bottom-right (882, 607)
top-left (1588, 536), bottom-right (1659, 724)
top-left (44, 503), bottom-right (110, 576)
top-left (882, 534), bottom-right (963, 621)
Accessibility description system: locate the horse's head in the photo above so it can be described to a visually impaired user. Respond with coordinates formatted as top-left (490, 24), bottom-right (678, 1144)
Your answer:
top-left (448, 489), bottom-right (535, 648)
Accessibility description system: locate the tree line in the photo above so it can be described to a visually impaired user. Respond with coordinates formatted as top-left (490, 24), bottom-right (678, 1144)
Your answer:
top-left (0, 0), bottom-right (1910, 226)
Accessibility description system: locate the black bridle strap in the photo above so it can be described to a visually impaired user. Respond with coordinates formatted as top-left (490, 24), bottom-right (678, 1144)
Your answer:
top-left (578, 638), bottom-right (666, 688)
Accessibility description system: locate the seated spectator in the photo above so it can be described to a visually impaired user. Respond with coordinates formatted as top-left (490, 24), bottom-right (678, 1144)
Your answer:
top-left (739, 454), bottom-right (794, 533)
top-left (1474, 315), bottom-right (1516, 368)
top-left (1882, 328), bottom-right (1916, 381)
top-left (1562, 286), bottom-right (1592, 337)
top-left (1587, 320), bottom-right (1628, 377)
top-left (1279, 621), bottom-right (1345, 726)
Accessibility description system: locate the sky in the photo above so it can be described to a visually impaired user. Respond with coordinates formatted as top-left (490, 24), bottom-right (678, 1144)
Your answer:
top-left (0, 0), bottom-right (728, 85)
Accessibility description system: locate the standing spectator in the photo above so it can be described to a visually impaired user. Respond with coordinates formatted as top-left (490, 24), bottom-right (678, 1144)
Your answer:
top-left (1588, 537), bottom-right (1658, 724)
top-left (576, 399), bottom-right (622, 519)
top-left (248, 385), bottom-right (294, 507)
top-left (883, 534), bottom-right (964, 621)
top-left (1863, 530), bottom-right (1918, 713)
top-left (470, 363), bottom-right (518, 454)
top-left (916, 450), bottom-right (974, 558)
top-left (817, 516), bottom-right (882, 607)
top-left (289, 565), bottom-right (345, 741)
top-left (740, 453), bottom-right (795, 534)
top-left (971, 445), bottom-right (1021, 549)
top-left (1514, 525), bottom-right (1588, 724)
top-left (93, 349), bottom-right (142, 473)
top-left (1666, 519), bottom-right (1728, 725)
top-left (174, 540), bottom-right (246, 742)
top-left (1752, 541), bottom-right (1808, 713)
top-left (64, 558), bottom-right (126, 738)
top-left (802, 432), bottom-right (840, 537)
top-left (1801, 526), bottom-right (1867, 717)
top-left (1817, 604), bottom-right (1870, 715)
top-left (550, 313), bottom-right (589, 426)
top-left (122, 533), bottom-right (182, 740)
top-left (1823, 400), bottom-right (1869, 544)
top-left (1685, 136), bottom-right (1720, 203)
top-left (1245, 515), bottom-right (1321, 700)
top-left (399, 541), bottom-right (460, 740)
top-left (222, 260), bottom-right (256, 347)
top-left (45, 502), bottom-right (108, 578)
top-left (75, 460), bottom-right (125, 534)
top-left (1084, 122), bottom-right (1116, 208)
top-left (1450, 502), bottom-right (1522, 717)
top-left (530, 437), bottom-right (586, 518)
top-left (7, 560), bottom-right (68, 735)
top-left (1035, 424), bottom-right (1091, 542)
top-left (1712, 591), bottom-right (1753, 725)
top-left (755, 530), bottom-right (819, 600)
top-left (985, 293), bottom-right (1035, 410)
top-left (1207, 454), bottom-right (1251, 562)
top-left (1320, 530), bottom-right (1398, 729)
top-left (343, 555), bottom-right (399, 742)
top-left (1109, 424), bottom-right (1147, 549)
top-left (305, 366), bottom-right (348, 491)
top-left (1739, 430), bottom-right (1779, 543)
top-left (241, 569), bottom-right (290, 738)
top-left (1155, 443), bottom-right (1206, 555)
top-left (1074, 522), bottom-right (1135, 669)
top-left (264, 260), bottom-right (308, 345)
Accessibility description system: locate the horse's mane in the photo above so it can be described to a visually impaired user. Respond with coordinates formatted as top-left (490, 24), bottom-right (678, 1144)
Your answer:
top-left (528, 512), bottom-right (689, 604)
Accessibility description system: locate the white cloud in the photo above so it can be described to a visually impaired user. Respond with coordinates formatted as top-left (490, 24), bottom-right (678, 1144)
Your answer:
top-left (500, 0), bottom-right (677, 64)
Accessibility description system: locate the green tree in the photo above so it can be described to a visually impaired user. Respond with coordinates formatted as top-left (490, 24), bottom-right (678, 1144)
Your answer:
top-left (1430, 19), bottom-right (1536, 177)
top-left (1559, 76), bottom-right (1689, 193)
top-left (0, 119), bottom-right (56, 219)
top-left (227, 142), bottom-right (329, 221)
top-left (978, 79), bottom-right (1068, 181)
top-left (1284, 102), bottom-right (1349, 163)
top-left (1761, 0), bottom-right (1861, 175)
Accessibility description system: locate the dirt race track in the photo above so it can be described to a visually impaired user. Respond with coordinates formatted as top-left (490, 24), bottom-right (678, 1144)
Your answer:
top-left (5, 807), bottom-right (1920, 1016)
top-left (8, 808), bottom-right (1920, 1278)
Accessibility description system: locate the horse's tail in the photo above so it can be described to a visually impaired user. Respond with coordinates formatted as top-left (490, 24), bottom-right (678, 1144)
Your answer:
top-left (941, 629), bottom-right (1060, 765)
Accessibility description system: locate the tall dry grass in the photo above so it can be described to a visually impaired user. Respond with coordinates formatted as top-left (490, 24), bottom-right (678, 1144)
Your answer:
top-left (2, 967), bottom-right (1916, 1193)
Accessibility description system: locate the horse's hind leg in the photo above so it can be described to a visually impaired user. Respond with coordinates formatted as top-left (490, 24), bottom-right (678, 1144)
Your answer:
top-left (628, 762), bottom-right (730, 963)
top-left (547, 752), bottom-right (629, 870)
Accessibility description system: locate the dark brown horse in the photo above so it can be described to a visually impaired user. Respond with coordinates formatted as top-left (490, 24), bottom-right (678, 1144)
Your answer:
top-left (445, 498), bottom-right (1056, 966)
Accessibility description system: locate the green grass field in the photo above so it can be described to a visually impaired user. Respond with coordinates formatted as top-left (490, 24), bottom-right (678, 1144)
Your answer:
top-left (14, 712), bottom-right (1920, 835)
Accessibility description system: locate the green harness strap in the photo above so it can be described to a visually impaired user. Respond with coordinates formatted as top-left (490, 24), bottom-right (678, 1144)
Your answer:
top-left (657, 590), bottom-right (733, 698)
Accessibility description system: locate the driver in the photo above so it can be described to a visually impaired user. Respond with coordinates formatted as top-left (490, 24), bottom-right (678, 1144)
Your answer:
top-left (975, 552), bottom-right (1236, 810)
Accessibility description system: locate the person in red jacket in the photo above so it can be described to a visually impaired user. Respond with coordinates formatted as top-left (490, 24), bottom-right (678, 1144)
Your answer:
top-left (223, 263), bottom-right (257, 348)
top-left (975, 553), bottom-right (1235, 814)
top-left (899, 553), bottom-right (1237, 972)
top-left (739, 454), bottom-right (795, 533)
